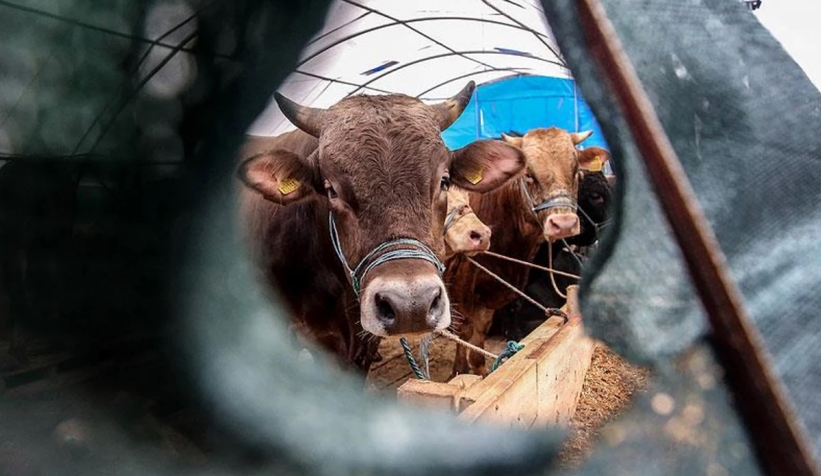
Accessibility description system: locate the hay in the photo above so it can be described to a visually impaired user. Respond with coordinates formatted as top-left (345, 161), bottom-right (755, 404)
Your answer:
top-left (366, 335), bottom-right (652, 469)
top-left (559, 343), bottom-right (652, 467)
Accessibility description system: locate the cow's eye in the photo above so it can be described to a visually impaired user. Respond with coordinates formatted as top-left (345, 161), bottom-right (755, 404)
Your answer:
top-left (326, 184), bottom-right (338, 199)
top-left (440, 175), bottom-right (451, 192)
top-left (525, 174), bottom-right (535, 184)
top-left (589, 192), bottom-right (604, 203)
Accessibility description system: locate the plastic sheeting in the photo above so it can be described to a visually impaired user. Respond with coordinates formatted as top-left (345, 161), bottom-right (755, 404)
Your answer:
top-left (244, 0), bottom-right (611, 168)
top-left (441, 75), bottom-right (609, 150)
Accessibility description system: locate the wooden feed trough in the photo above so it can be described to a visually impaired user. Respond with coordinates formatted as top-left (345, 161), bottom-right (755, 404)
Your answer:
top-left (397, 285), bottom-right (596, 429)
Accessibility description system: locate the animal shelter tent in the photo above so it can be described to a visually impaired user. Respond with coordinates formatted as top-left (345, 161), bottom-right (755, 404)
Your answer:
top-left (0, 0), bottom-right (820, 475)
top-left (245, 0), bottom-right (610, 153)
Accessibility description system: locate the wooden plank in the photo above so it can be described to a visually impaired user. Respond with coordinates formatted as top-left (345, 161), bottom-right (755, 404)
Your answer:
top-left (455, 316), bottom-right (591, 428)
top-left (458, 359), bottom-right (538, 428)
top-left (397, 380), bottom-right (459, 413)
top-left (518, 316), bottom-right (564, 347)
top-left (532, 315), bottom-right (595, 427)
top-left (449, 374), bottom-right (482, 390)
top-left (455, 285), bottom-right (593, 428)
top-left (395, 285), bottom-right (595, 430)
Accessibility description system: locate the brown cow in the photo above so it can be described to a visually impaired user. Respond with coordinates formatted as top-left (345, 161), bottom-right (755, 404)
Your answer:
top-left (236, 82), bottom-right (526, 372)
top-left (443, 185), bottom-right (491, 260)
top-left (445, 127), bottom-right (598, 376)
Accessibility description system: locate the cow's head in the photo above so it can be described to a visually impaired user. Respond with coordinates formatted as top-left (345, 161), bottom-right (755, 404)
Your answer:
top-left (568, 160), bottom-right (614, 248)
top-left (578, 146), bottom-right (612, 215)
top-left (239, 82), bottom-right (525, 337)
top-left (501, 127), bottom-right (597, 242)
top-left (443, 185), bottom-right (491, 260)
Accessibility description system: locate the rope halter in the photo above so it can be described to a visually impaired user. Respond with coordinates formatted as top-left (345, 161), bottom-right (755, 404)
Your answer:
top-left (328, 212), bottom-right (446, 297)
top-left (576, 204), bottom-right (612, 233)
top-left (519, 177), bottom-right (578, 222)
top-left (443, 203), bottom-right (471, 234)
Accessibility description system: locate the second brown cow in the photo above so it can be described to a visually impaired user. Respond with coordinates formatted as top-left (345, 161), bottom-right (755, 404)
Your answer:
top-left (445, 127), bottom-right (599, 376)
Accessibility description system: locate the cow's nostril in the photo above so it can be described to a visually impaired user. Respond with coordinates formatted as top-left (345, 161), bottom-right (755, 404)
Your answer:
top-left (428, 288), bottom-right (443, 316)
top-left (469, 230), bottom-right (482, 243)
top-left (375, 293), bottom-right (396, 323)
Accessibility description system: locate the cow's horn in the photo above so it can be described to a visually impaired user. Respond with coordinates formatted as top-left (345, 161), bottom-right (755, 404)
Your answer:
top-left (274, 92), bottom-right (326, 138)
top-left (570, 130), bottom-right (594, 145)
top-left (432, 81), bottom-right (476, 131)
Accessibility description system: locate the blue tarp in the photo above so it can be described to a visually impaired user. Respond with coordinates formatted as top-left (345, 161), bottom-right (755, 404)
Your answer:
top-left (441, 75), bottom-right (610, 152)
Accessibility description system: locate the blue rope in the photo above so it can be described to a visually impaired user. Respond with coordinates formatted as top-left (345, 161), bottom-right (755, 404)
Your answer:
top-left (490, 341), bottom-right (525, 373)
top-left (403, 336), bottom-right (525, 379)
top-left (400, 337), bottom-right (427, 380)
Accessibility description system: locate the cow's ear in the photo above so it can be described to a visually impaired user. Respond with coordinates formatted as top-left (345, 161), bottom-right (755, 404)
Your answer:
top-left (579, 147), bottom-right (610, 172)
top-left (237, 149), bottom-right (320, 204)
top-left (450, 140), bottom-right (526, 193)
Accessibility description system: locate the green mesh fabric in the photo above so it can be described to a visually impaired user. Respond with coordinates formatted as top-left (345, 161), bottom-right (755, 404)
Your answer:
top-left (0, 0), bottom-right (817, 474)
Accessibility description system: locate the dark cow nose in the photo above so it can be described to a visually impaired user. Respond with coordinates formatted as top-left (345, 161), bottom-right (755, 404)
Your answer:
top-left (545, 213), bottom-right (580, 240)
top-left (373, 284), bottom-right (445, 334)
top-left (375, 293), bottom-right (397, 324)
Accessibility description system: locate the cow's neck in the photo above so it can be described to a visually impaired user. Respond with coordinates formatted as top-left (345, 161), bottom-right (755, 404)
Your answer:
top-left (474, 179), bottom-right (545, 262)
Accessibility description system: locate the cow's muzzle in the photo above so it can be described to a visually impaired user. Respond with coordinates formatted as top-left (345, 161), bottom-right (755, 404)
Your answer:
top-left (328, 212), bottom-right (445, 296)
top-left (544, 212), bottom-right (581, 242)
top-left (443, 209), bottom-right (491, 258)
top-left (360, 261), bottom-right (451, 336)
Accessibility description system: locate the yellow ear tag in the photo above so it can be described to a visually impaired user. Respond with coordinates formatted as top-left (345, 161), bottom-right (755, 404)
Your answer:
top-left (588, 156), bottom-right (603, 172)
top-left (277, 177), bottom-right (301, 195)
top-left (464, 165), bottom-right (484, 185)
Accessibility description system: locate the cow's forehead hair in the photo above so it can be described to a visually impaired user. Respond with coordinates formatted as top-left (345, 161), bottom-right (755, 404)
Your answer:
top-left (522, 127), bottom-right (578, 182)
top-left (317, 94), bottom-right (447, 171)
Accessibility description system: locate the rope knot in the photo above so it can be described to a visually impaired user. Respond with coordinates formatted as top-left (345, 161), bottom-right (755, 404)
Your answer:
top-left (546, 307), bottom-right (569, 324)
top-left (490, 340), bottom-right (525, 373)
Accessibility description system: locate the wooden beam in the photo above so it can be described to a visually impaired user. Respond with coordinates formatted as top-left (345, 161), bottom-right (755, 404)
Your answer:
top-left (530, 314), bottom-right (595, 427)
top-left (397, 286), bottom-right (595, 430)
top-left (397, 380), bottom-right (460, 413)
top-left (458, 358), bottom-right (539, 428)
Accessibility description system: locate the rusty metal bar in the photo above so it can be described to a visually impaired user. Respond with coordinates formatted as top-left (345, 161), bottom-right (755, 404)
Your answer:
top-left (575, 0), bottom-right (820, 474)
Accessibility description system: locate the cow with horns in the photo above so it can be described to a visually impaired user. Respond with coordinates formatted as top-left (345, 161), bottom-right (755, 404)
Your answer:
top-left (493, 147), bottom-right (614, 342)
top-left (236, 82), bottom-right (526, 372)
top-left (444, 127), bottom-right (600, 377)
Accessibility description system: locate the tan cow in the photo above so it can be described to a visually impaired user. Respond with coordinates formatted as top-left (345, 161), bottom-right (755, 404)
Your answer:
top-left (443, 185), bottom-right (491, 260)
top-left (445, 127), bottom-right (599, 376)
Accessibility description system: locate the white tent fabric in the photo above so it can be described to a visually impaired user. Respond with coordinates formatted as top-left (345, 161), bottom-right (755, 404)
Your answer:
top-left (246, 0), bottom-right (572, 137)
